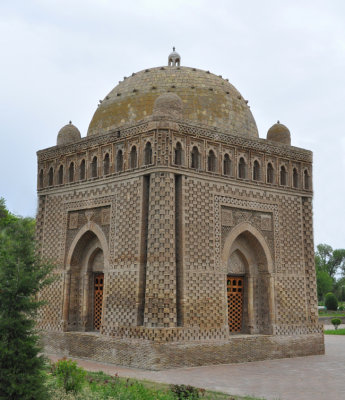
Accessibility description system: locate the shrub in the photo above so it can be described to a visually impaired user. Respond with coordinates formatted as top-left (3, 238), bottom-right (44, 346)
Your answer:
top-left (52, 358), bottom-right (86, 393)
top-left (338, 305), bottom-right (344, 311)
top-left (325, 292), bottom-right (338, 311)
top-left (170, 384), bottom-right (202, 399)
top-left (331, 318), bottom-right (341, 330)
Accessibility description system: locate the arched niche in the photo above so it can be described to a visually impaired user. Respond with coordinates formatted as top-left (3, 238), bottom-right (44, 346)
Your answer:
top-left (62, 222), bottom-right (109, 332)
top-left (222, 222), bottom-right (275, 335)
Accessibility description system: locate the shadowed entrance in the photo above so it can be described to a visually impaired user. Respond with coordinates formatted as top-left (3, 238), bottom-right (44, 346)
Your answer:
top-left (223, 223), bottom-right (275, 335)
top-left (64, 229), bottom-right (105, 332)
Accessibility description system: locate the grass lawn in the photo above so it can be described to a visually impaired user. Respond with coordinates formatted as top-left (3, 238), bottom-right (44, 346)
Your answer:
top-left (318, 311), bottom-right (345, 317)
top-left (324, 328), bottom-right (345, 335)
top-left (48, 367), bottom-right (266, 400)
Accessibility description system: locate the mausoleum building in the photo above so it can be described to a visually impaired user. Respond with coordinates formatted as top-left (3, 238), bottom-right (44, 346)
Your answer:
top-left (37, 50), bottom-right (324, 369)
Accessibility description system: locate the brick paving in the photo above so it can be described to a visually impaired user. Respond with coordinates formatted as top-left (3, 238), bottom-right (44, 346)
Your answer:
top-left (48, 335), bottom-right (344, 400)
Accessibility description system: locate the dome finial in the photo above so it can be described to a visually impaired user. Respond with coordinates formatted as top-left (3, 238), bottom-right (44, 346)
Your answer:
top-left (168, 47), bottom-right (181, 67)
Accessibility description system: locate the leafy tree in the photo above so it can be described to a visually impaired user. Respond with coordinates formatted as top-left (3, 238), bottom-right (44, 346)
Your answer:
top-left (0, 199), bottom-right (53, 399)
top-left (315, 243), bottom-right (345, 278)
top-left (316, 269), bottom-right (334, 302)
top-left (334, 277), bottom-right (345, 302)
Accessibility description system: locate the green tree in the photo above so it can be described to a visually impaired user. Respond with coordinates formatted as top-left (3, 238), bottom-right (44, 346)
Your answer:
top-left (316, 269), bottom-right (333, 302)
top-left (315, 243), bottom-right (345, 278)
top-left (0, 199), bottom-right (53, 399)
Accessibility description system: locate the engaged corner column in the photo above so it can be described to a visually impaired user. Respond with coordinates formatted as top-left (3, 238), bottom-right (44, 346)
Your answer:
top-left (143, 172), bottom-right (177, 328)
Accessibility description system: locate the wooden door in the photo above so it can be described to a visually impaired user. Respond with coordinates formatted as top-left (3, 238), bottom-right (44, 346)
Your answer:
top-left (227, 275), bottom-right (244, 332)
top-left (93, 273), bottom-right (104, 331)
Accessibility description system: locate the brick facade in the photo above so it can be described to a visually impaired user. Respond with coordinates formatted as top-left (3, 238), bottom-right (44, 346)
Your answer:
top-left (36, 56), bottom-right (323, 369)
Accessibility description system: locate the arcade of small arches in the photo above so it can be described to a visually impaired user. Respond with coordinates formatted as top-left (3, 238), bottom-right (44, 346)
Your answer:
top-left (38, 140), bottom-right (311, 191)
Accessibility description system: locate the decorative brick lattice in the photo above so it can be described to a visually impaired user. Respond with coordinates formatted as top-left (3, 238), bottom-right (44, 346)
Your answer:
top-left (184, 271), bottom-right (225, 329)
top-left (302, 197), bottom-right (319, 324)
top-left (184, 178), bottom-right (215, 271)
top-left (37, 273), bottom-right (64, 331)
top-left (144, 172), bottom-right (177, 328)
top-left (69, 213), bottom-right (79, 229)
top-left (275, 276), bottom-right (307, 325)
top-left (113, 179), bottom-right (141, 266)
top-left (102, 270), bottom-right (139, 332)
top-left (278, 196), bottom-right (304, 274)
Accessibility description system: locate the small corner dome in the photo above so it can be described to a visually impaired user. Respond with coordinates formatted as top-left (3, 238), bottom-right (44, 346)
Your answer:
top-left (57, 121), bottom-right (81, 146)
top-left (153, 92), bottom-right (183, 119)
top-left (267, 121), bottom-right (291, 145)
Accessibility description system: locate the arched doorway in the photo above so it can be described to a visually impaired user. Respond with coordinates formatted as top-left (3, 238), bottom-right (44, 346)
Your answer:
top-left (63, 224), bottom-right (108, 332)
top-left (223, 223), bottom-right (275, 335)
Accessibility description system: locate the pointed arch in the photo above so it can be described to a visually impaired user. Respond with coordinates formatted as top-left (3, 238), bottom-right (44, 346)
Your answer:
top-left (222, 222), bottom-right (273, 273)
top-left (144, 142), bottom-right (152, 165)
top-left (207, 150), bottom-right (216, 172)
top-left (69, 162), bottom-right (74, 183)
top-left (223, 153), bottom-right (231, 176)
top-left (103, 153), bottom-right (110, 175)
top-left (58, 165), bottom-right (64, 185)
top-left (222, 222), bottom-right (275, 334)
top-left (174, 142), bottom-right (183, 165)
top-left (80, 159), bottom-right (86, 180)
top-left (39, 169), bottom-right (44, 188)
top-left (66, 221), bottom-right (109, 270)
top-left (253, 160), bottom-right (261, 181)
top-left (267, 162), bottom-right (274, 183)
top-left (91, 156), bottom-right (98, 178)
top-left (63, 221), bottom-right (109, 332)
top-left (238, 157), bottom-right (246, 179)
top-left (116, 149), bottom-right (123, 172)
top-left (293, 168), bottom-right (298, 188)
top-left (48, 167), bottom-right (54, 186)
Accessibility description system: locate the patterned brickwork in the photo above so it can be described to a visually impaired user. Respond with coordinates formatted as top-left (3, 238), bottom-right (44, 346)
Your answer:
top-left (302, 197), bottom-right (319, 324)
top-left (102, 270), bottom-right (139, 333)
top-left (36, 94), bottom-right (321, 368)
top-left (113, 179), bottom-right (141, 266)
top-left (36, 195), bottom-right (46, 255)
top-left (184, 271), bottom-right (225, 329)
top-left (144, 172), bottom-right (177, 328)
top-left (184, 178), bottom-right (215, 271)
top-left (37, 273), bottom-right (64, 331)
top-left (278, 196), bottom-right (304, 274)
top-left (275, 276), bottom-right (307, 325)
top-left (42, 195), bottom-right (65, 264)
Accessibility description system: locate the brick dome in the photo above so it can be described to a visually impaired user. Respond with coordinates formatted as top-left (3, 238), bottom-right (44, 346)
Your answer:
top-left (267, 121), bottom-right (291, 145)
top-left (57, 122), bottom-right (81, 146)
top-left (87, 66), bottom-right (258, 138)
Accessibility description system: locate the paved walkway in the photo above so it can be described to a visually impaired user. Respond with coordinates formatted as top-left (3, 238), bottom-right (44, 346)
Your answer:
top-left (48, 335), bottom-right (345, 400)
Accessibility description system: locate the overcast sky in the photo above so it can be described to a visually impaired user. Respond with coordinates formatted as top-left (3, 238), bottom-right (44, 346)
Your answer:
top-left (0, 0), bottom-right (344, 250)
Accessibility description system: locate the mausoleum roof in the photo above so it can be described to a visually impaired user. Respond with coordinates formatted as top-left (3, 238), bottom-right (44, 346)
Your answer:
top-left (87, 62), bottom-right (258, 138)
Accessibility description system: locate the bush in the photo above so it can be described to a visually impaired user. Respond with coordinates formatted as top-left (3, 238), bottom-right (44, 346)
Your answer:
top-left (170, 384), bottom-right (202, 399)
top-left (325, 292), bottom-right (338, 311)
top-left (331, 318), bottom-right (341, 330)
top-left (52, 358), bottom-right (86, 393)
top-left (338, 305), bottom-right (344, 311)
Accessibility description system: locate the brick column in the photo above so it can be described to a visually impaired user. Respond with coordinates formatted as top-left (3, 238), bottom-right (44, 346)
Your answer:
top-left (144, 172), bottom-right (177, 328)
top-left (302, 196), bottom-right (318, 324)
